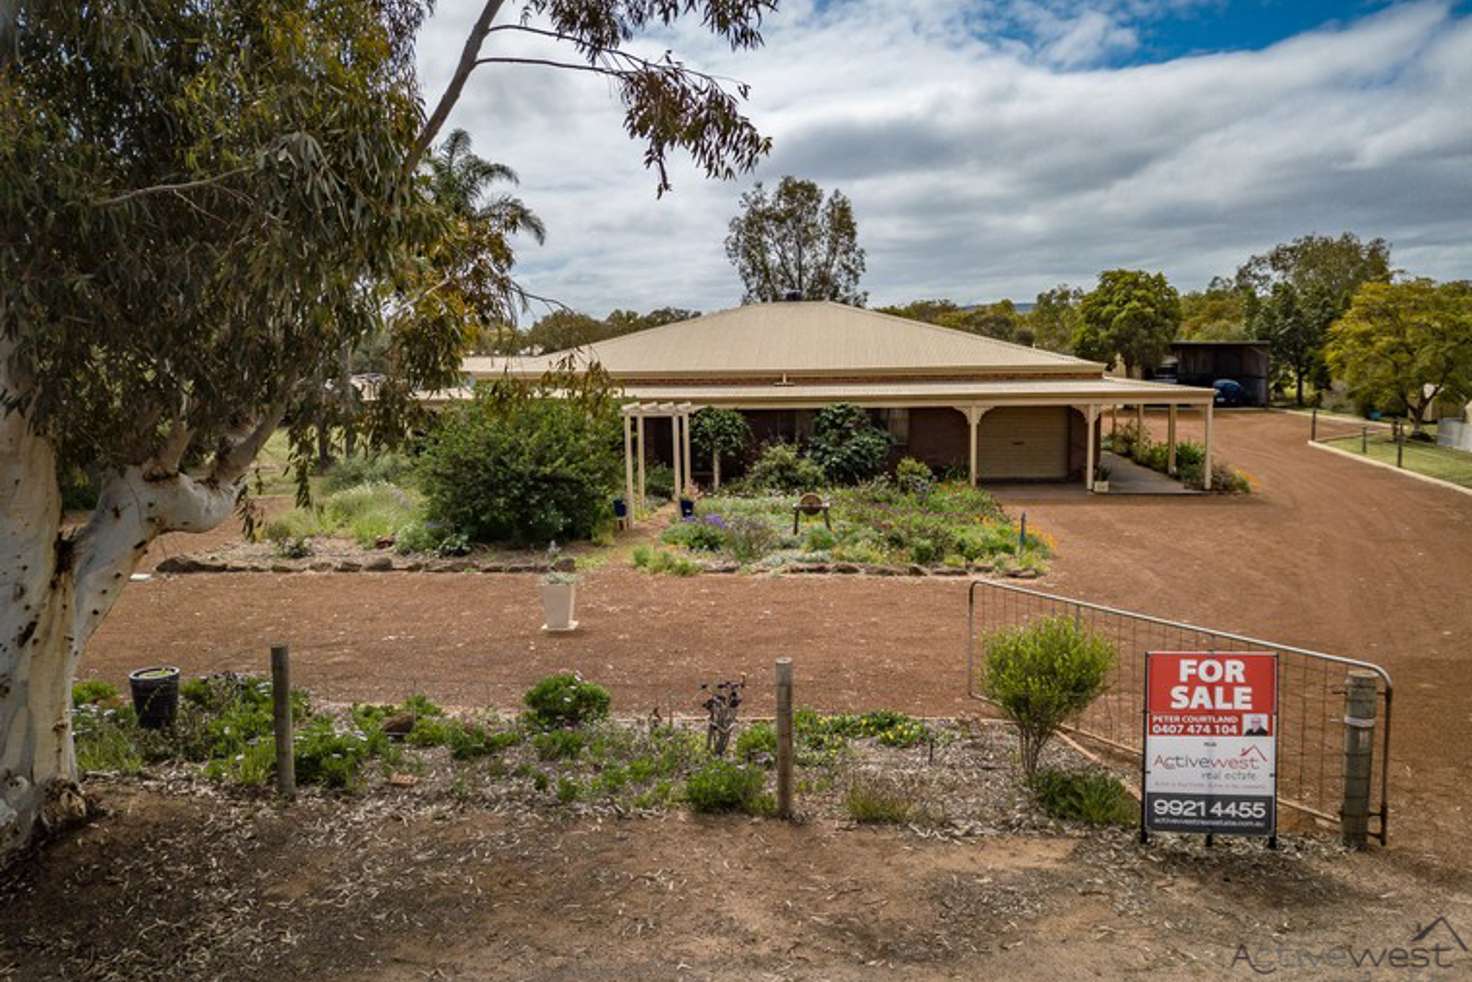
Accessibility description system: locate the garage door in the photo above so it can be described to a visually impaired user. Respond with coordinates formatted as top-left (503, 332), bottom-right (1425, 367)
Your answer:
top-left (977, 407), bottom-right (1069, 480)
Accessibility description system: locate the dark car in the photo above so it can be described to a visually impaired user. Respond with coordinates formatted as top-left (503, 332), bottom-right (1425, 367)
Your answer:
top-left (1213, 379), bottom-right (1247, 407)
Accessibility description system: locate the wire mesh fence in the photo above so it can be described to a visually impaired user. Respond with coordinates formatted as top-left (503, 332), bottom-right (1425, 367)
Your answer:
top-left (966, 579), bottom-right (1392, 844)
top-left (1308, 410), bottom-right (1472, 490)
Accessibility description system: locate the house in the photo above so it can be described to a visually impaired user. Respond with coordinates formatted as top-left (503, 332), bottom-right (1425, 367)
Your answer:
top-left (1157, 340), bottom-right (1271, 407)
top-left (452, 301), bottom-right (1217, 498)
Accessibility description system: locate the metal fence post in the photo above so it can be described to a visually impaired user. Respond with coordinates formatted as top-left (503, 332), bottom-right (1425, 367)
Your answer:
top-left (1396, 421), bottom-right (1404, 469)
top-left (271, 644), bottom-right (295, 800)
top-left (775, 658), bottom-right (794, 819)
top-left (1361, 426), bottom-right (1368, 454)
top-left (1310, 408), bottom-right (1317, 442)
top-left (1341, 671), bottom-right (1378, 849)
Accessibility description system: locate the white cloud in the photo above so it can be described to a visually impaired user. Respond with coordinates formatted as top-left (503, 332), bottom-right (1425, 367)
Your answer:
top-left (416, 1), bottom-right (1472, 316)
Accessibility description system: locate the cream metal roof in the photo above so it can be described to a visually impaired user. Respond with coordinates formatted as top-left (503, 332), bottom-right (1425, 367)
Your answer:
top-left (465, 301), bottom-right (1104, 380)
top-left (420, 376), bottom-right (1213, 407)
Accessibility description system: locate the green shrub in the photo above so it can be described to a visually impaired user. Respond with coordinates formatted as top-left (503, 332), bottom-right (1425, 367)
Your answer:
top-left (908, 538), bottom-right (940, 565)
top-left (724, 515), bottom-right (777, 562)
top-left (804, 525), bottom-right (837, 551)
top-left (1029, 767), bottom-right (1136, 826)
top-left (322, 452), bottom-right (414, 493)
top-left (533, 729), bottom-right (586, 761)
top-left (808, 404), bottom-right (891, 485)
top-left (844, 773), bottom-right (918, 824)
top-left (979, 617), bottom-right (1116, 778)
top-left (523, 674), bottom-right (611, 730)
top-left (632, 547), bottom-right (701, 576)
top-left (262, 508), bottom-right (328, 543)
top-left (72, 706), bottom-right (145, 775)
top-left (661, 516), bottom-right (728, 552)
top-left (895, 456), bottom-right (933, 495)
top-left (684, 758), bottom-right (768, 814)
top-left (831, 539), bottom-right (885, 565)
top-left (556, 776), bottom-right (582, 804)
top-left (293, 716), bottom-right (370, 789)
top-left (746, 442), bottom-right (827, 492)
top-left (322, 482), bottom-right (420, 548)
top-left (72, 679), bottom-right (119, 708)
top-left (418, 380), bottom-right (621, 545)
top-left (734, 722), bottom-right (777, 765)
top-left (393, 518), bottom-right (452, 555)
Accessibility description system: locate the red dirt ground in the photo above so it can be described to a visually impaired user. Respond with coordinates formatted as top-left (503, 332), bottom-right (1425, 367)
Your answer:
top-left (86, 410), bottom-right (1472, 861)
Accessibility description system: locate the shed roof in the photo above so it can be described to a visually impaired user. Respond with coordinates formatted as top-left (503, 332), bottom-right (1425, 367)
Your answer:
top-left (466, 301), bottom-right (1102, 380)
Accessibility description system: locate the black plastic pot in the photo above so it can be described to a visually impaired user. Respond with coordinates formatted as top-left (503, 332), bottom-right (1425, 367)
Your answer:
top-left (612, 497), bottom-right (628, 518)
top-left (679, 497), bottom-right (695, 519)
top-left (129, 666), bottom-right (181, 730)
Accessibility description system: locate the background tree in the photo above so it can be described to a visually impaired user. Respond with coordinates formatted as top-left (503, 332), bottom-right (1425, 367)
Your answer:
top-left (1253, 281), bottom-right (1334, 405)
top-left (690, 408), bottom-right (752, 488)
top-left (1178, 277), bottom-right (1251, 341)
top-left (0, 0), bottom-right (775, 854)
top-left (1326, 280), bottom-right (1472, 431)
top-left (725, 176), bottom-right (866, 305)
top-left (1236, 233), bottom-right (1392, 402)
top-left (877, 299), bottom-right (961, 323)
top-left (1026, 285), bottom-right (1084, 353)
top-left (1075, 271), bottom-right (1181, 376)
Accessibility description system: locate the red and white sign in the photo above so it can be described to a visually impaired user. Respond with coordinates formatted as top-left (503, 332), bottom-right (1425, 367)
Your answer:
top-left (1143, 652), bottom-right (1278, 837)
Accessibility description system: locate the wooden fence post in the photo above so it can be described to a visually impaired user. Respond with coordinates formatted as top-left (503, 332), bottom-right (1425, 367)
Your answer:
top-left (271, 644), bottom-right (295, 800)
top-left (1396, 421), bottom-right (1404, 469)
top-left (1310, 408), bottom-right (1317, 442)
top-left (775, 658), bottom-right (793, 820)
top-left (1341, 670), bottom-right (1378, 849)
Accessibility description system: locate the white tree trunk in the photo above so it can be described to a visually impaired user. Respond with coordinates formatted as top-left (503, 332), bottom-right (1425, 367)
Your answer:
top-left (1, 368), bottom-right (241, 853)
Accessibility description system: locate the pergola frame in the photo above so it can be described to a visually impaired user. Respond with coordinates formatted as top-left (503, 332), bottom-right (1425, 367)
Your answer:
top-left (620, 401), bottom-right (696, 525)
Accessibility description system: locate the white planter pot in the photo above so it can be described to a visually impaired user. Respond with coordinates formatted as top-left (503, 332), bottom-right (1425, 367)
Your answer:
top-left (1093, 480), bottom-right (1110, 494)
top-left (540, 582), bottom-right (578, 632)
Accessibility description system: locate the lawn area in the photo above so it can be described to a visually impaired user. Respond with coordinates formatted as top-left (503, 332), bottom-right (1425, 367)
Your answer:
top-left (1324, 432), bottom-right (1472, 488)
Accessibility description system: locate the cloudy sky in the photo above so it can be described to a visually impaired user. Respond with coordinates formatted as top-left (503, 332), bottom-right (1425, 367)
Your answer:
top-left (415, 0), bottom-right (1472, 317)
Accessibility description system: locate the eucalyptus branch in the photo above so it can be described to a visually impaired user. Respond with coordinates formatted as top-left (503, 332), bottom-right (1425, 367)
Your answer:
top-left (94, 166), bottom-right (253, 207)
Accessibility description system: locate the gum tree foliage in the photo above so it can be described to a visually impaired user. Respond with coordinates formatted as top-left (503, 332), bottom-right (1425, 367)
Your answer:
top-left (416, 363), bottom-right (623, 545)
top-left (1326, 280), bottom-right (1472, 431)
top-left (1073, 270), bottom-right (1181, 377)
top-left (807, 403), bottom-right (891, 485)
top-left (725, 176), bottom-right (866, 305)
top-left (0, 0), bottom-right (776, 853)
top-left (1236, 233), bottom-right (1392, 403)
top-left (1178, 277), bottom-right (1252, 342)
top-left (1027, 285), bottom-right (1084, 354)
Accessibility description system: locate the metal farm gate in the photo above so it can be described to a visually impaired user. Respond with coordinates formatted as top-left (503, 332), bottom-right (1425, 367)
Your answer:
top-left (966, 579), bottom-right (1392, 844)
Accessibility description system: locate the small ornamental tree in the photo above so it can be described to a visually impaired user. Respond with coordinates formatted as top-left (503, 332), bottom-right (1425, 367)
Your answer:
top-left (807, 403), bottom-right (891, 485)
top-left (690, 408), bottom-right (752, 488)
top-left (0, 0), bottom-right (774, 854)
top-left (979, 617), bottom-right (1116, 779)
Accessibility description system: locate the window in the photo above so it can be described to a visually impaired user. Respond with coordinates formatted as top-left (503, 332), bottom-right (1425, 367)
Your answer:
top-left (881, 408), bottom-right (910, 447)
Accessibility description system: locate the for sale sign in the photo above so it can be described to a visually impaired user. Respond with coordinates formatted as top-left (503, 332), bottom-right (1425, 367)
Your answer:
top-left (1143, 652), bottom-right (1277, 837)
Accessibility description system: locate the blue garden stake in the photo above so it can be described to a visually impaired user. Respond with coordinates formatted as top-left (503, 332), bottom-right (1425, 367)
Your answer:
top-left (1019, 512), bottom-right (1027, 551)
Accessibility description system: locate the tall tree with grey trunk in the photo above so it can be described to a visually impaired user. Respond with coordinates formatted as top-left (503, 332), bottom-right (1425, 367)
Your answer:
top-left (725, 176), bottom-right (866, 305)
top-left (0, 0), bottom-right (773, 856)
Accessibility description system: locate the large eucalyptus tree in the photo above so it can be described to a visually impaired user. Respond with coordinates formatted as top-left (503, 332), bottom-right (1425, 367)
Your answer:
top-left (0, 0), bottom-right (774, 854)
